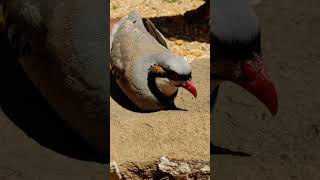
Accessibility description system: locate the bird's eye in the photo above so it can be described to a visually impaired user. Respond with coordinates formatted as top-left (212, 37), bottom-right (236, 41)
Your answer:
top-left (171, 74), bottom-right (179, 80)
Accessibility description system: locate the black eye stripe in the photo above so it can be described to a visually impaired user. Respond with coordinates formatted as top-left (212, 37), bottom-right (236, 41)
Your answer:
top-left (151, 65), bottom-right (191, 80)
top-left (168, 72), bottom-right (191, 81)
top-left (180, 74), bottom-right (191, 81)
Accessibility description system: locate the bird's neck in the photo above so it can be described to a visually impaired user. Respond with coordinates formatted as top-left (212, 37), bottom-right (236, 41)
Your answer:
top-left (147, 73), bottom-right (177, 106)
top-left (155, 78), bottom-right (179, 97)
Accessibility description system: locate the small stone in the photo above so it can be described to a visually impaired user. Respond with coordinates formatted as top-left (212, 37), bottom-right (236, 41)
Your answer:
top-left (177, 162), bottom-right (191, 174)
top-left (160, 156), bottom-right (170, 164)
top-left (175, 40), bottom-right (184, 45)
top-left (191, 49), bottom-right (202, 57)
top-left (200, 165), bottom-right (210, 174)
top-left (158, 157), bottom-right (191, 180)
top-left (110, 161), bottom-right (122, 180)
top-left (159, 156), bottom-right (178, 173)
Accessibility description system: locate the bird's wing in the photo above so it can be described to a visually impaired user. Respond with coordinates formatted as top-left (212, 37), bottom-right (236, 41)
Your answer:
top-left (110, 11), bottom-right (146, 79)
top-left (110, 10), bottom-right (147, 49)
top-left (110, 19), bottom-right (145, 80)
top-left (126, 10), bottom-right (169, 49)
top-left (110, 11), bottom-right (168, 80)
top-left (143, 18), bottom-right (169, 49)
top-left (110, 21), bottom-right (127, 80)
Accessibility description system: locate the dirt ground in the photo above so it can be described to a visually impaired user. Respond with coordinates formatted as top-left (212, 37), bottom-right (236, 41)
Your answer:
top-left (0, 109), bottom-right (105, 180)
top-left (110, 59), bottom-right (210, 177)
top-left (213, 0), bottom-right (320, 179)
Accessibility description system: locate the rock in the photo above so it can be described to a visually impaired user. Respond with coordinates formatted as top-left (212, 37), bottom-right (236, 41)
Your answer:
top-left (175, 40), bottom-right (184, 45)
top-left (158, 156), bottom-right (191, 180)
top-left (176, 163), bottom-right (191, 174)
top-left (110, 161), bottom-right (122, 180)
top-left (191, 49), bottom-right (202, 57)
top-left (159, 156), bottom-right (178, 172)
top-left (200, 165), bottom-right (210, 174)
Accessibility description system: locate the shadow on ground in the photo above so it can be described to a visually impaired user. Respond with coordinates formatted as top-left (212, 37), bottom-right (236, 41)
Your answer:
top-left (145, 14), bottom-right (209, 43)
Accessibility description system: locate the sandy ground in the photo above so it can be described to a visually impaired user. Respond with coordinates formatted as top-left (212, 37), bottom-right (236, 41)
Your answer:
top-left (0, 109), bottom-right (105, 180)
top-left (213, 0), bottom-right (320, 179)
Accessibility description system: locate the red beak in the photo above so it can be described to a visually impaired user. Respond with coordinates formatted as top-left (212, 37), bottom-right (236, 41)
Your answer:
top-left (110, 18), bottom-right (120, 32)
top-left (181, 80), bottom-right (197, 98)
top-left (232, 58), bottom-right (278, 115)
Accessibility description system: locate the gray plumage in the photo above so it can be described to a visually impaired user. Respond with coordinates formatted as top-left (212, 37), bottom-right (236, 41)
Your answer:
top-left (212, 0), bottom-right (260, 44)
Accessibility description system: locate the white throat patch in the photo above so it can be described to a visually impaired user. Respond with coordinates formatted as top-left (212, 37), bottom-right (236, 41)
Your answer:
top-left (155, 77), bottom-right (179, 97)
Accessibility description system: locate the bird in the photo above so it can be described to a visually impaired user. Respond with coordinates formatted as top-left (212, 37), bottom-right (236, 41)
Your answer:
top-left (211, 0), bottom-right (278, 154)
top-left (212, 0), bottom-right (278, 114)
top-left (1, 0), bottom-right (109, 157)
top-left (110, 11), bottom-right (197, 112)
top-left (183, 0), bottom-right (262, 24)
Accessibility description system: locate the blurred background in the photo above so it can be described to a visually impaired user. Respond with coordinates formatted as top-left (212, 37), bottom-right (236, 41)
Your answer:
top-left (213, 0), bottom-right (320, 179)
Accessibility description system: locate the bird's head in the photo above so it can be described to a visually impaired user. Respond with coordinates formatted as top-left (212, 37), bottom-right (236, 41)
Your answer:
top-left (148, 56), bottom-right (197, 98)
top-left (212, 0), bottom-right (278, 115)
top-left (213, 50), bottom-right (278, 115)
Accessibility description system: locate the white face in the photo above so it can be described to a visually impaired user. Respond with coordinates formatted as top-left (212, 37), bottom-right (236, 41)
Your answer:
top-left (155, 77), bottom-right (181, 97)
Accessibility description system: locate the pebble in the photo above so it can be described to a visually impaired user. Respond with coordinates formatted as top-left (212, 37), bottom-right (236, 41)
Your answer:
top-left (200, 165), bottom-right (210, 174)
top-left (158, 156), bottom-right (191, 180)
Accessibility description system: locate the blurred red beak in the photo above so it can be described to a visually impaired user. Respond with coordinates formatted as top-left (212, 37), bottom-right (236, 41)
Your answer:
top-left (232, 57), bottom-right (278, 115)
top-left (110, 18), bottom-right (120, 32)
top-left (181, 80), bottom-right (197, 98)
